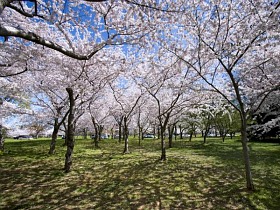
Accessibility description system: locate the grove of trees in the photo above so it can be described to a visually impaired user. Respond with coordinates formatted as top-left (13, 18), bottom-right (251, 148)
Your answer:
top-left (1, 0), bottom-right (279, 191)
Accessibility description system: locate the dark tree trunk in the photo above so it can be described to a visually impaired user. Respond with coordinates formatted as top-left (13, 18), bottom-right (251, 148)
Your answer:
top-left (83, 128), bottom-right (87, 139)
top-left (110, 128), bottom-right (114, 139)
top-left (203, 128), bottom-right (210, 144)
top-left (222, 133), bottom-right (226, 142)
top-left (118, 117), bottom-right (123, 143)
top-left (0, 100), bottom-right (4, 151)
top-left (137, 109), bottom-right (141, 146)
top-left (0, 124), bottom-right (4, 151)
top-left (93, 123), bottom-right (98, 148)
top-left (123, 116), bottom-right (129, 154)
top-left (203, 135), bottom-right (207, 144)
top-left (91, 114), bottom-right (104, 148)
top-left (203, 130), bottom-right (208, 144)
top-left (138, 126), bottom-right (142, 146)
top-left (159, 113), bottom-right (170, 161)
top-left (168, 125), bottom-right (175, 148)
top-left (91, 117), bottom-right (100, 148)
top-left (215, 129), bottom-right (218, 137)
top-left (118, 124), bottom-right (122, 143)
top-left (98, 125), bottom-right (103, 143)
top-left (160, 129), bottom-right (166, 160)
top-left (179, 124), bottom-right (183, 139)
top-left (189, 132), bottom-right (193, 142)
top-left (174, 124), bottom-right (177, 141)
top-left (49, 107), bottom-right (68, 152)
top-left (64, 87), bottom-right (75, 173)
top-left (49, 118), bottom-right (59, 154)
top-left (62, 122), bottom-right (68, 146)
top-left (94, 135), bottom-right (99, 148)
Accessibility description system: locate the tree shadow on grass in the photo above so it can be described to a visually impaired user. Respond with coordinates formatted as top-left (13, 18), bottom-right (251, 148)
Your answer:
top-left (169, 139), bottom-right (280, 210)
top-left (1, 138), bottom-right (279, 209)
top-left (1, 151), bottom-right (251, 209)
top-left (67, 155), bottom-right (257, 209)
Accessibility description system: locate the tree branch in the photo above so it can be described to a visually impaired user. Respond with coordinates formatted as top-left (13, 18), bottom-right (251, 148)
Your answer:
top-left (0, 68), bottom-right (28, 77)
top-left (7, 3), bottom-right (43, 18)
top-left (0, 25), bottom-right (109, 60)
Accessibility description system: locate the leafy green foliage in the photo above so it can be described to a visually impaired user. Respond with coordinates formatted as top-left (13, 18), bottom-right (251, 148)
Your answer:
top-left (0, 137), bottom-right (279, 209)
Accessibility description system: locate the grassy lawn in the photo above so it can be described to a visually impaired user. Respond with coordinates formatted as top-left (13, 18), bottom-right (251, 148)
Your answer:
top-left (0, 136), bottom-right (279, 209)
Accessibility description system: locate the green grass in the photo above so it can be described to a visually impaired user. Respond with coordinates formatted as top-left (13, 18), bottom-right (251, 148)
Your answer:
top-left (0, 136), bottom-right (279, 209)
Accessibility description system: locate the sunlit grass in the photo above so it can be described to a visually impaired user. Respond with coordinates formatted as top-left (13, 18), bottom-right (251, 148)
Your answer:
top-left (0, 136), bottom-right (279, 209)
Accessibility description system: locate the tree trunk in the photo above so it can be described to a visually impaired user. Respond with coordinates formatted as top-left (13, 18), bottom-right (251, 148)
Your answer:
top-left (0, 99), bottom-right (5, 151)
top-left (90, 113), bottom-right (103, 149)
top-left (49, 118), bottom-right (59, 154)
top-left (215, 129), bottom-right (218, 137)
top-left (168, 125), bottom-right (174, 148)
top-left (0, 124), bottom-right (4, 151)
top-left (92, 118), bottom-right (99, 148)
top-left (123, 116), bottom-right (129, 154)
top-left (64, 87), bottom-right (75, 173)
top-left (62, 122), bottom-right (68, 146)
top-left (123, 137), bottom-right (129, 153)
top-left (189, 132), bottom-right (193, 142)
top-left (118, 118), bottom-right (123, 143)
top-left (160, 129), bottom-right (166, 160)
top-left (222, 134), bottom-right (226, 142)
top-left (98, 125), bottom-right (103, 143)
top-left (159, 112), bottom-right (170, 161)
top-left (179, 124), bottom-right (183, 139)
top-left (174, 124), bottom-right (177, 141)
top-left (110, 128), bottom-right (114, 139)
top-left (240, 115), bottom-right (254, 190)
top-left (138, 126), bottom-right (142, 146)
top-left (204, 128), bottom-right (210, 143)
top-left (83, 128), bottom-right (87, 139)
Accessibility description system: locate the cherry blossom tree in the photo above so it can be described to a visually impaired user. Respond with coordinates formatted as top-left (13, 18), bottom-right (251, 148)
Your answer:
top-left (0, 0), bottom-right (163, 62)
top-left (109, 75), bottom-right (143, 154)
top-left (134, 98), bottom-right (157, 146)
top-left (61, 45), bottom-right (125, 170)
top-left (19, 48), bottom-right (74, 154)
top-left (87, 99), bottom-right (112, 148)
top-left (0, 76), bottom-right (32, 150)
top-left (164, 0), bottom-right (280, 190)
top-left (2, 0), bottom-right (279, 190)
top-left (179, 109), bottom-right (201, 141)
top-left (133, 47), bottom-right (200, 160)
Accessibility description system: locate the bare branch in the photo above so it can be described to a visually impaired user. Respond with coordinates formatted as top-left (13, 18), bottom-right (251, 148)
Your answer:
top-left (0, 68), bottom-right (28, 77)
top-left (7, 3), bottom-right (43, 18)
